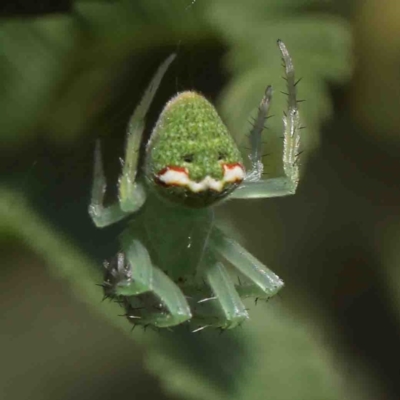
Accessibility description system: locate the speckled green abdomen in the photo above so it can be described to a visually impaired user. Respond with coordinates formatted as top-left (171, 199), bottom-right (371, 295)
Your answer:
top-left (145, 91), bottom-right (245, 207)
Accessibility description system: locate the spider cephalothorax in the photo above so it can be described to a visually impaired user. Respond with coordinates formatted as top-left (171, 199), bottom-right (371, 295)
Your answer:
top-left (89, 41), bottom-right (302, 331)
top-left (146, 91), bottom-right (245, 207)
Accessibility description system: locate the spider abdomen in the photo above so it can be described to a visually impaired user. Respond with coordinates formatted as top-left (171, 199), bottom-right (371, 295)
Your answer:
top-left (145, 91), bottom-right (245, 207)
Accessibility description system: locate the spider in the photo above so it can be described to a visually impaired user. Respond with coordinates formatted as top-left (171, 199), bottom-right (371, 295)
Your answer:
top-left (89, 40), bottom-right (301, 331)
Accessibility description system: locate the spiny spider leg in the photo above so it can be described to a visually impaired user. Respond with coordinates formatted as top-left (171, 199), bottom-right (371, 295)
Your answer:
top-left (109, 237), bottom-right (192, 328)
top-left (119, 54), bottom-right (176, 212)
top-left (89, 140), bottom-right (129, 227)
top-left (89, 54), bottom-right (176, 227)
top-left (210, 227), bottom-right (284, 298)
top-left (230, 40), bottom-right (301, 199)
top-left (202, 251), bottom-right (248, 329)
top-left (235, 282), bottom-right (276, 301)
top-left (123, 268), bottom-right (192, 328)
top-left (118, 238), bottom-right (153, 295)
top-left (246, 85), bottom-right (272, 181)
top-left (121, 236), bottom-right (192, 327)
top-left (145, 267), bottom-right (192, 328)
top-left (103, 240), bottom-right (153, 297)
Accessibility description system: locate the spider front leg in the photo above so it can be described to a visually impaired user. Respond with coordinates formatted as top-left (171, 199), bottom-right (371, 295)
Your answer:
top-left (210, 227), bottom-right (284, 300)
top-left (103, 243), bottom-right (151, 299)
top-left (105, 238), bottom-right (192, 328)
top-left (89, 54), bottom-right (176, 227)
top-left (127, 266), bottom-right (192, 328)
top-left (230, 40), bottom-right (301, 200)
top-left (89, 140), bottom-right (133, 227)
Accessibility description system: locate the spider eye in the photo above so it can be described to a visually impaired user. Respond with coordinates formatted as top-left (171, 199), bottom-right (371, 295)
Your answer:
top-left (218, 152), bottom-right (226, 161)
top-left (183, 154), bottom-right (194, 163)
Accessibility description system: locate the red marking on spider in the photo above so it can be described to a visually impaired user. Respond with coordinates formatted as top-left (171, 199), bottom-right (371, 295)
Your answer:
top-left (222, 163), bottom-right (245, 183)
top-left (155, 166), bottom-right (189, 187)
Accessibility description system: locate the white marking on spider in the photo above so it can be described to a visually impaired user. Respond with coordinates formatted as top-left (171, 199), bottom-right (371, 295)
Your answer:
top-left (222, 163), bottom-right (245, 183)
top-left (197, 296), bottom-right (218, 304)
top-left (157, 163), bottom-right (245, 192)
top-left (192, 325), bottom-right (209, 333)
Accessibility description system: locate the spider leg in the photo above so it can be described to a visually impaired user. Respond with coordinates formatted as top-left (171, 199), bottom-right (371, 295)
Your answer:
top-left (103, 239), bottom-right (154, 298)
top-left (230, 40), bottom-right (301, 199)
top-left (145, 267), bottom-right (192, 328)
top-left (235, 283), bottom-right (274, 301)
top-left (89, 54), bottom-right (176, 227)
top-left (89, 140), bottom-right (130, 227)
top-left (246, 85), bottom-right (272, 181)
top-left (119, 53), bottom-right (176, 212)
top-left (200, 251), bottom-right (248, 329)
top-left (123, 269), bottom-right (193, 329)
top-left (117, 238), bottom-right (191, 328)
top-left (210, 227), bottom-right (284, 298)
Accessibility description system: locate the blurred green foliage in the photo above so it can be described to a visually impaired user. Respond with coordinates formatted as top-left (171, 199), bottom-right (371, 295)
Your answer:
top-left (2, 0), bottom-right (400, 400)
top-left (0, 187), bottom-right (344, 400)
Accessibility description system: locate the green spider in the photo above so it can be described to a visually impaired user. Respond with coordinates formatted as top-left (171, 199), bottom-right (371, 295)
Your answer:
top-left (89, 40), bottom-right (301, 331)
